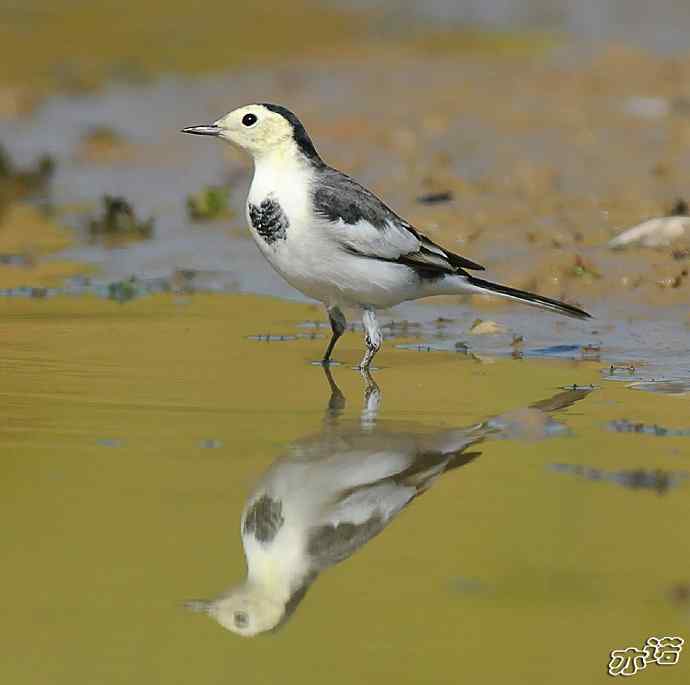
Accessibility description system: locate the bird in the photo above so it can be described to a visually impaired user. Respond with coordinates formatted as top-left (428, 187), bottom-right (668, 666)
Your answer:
top-left (182, 104), bottom-right (590, 369)
top-left (185, 368), bottom-right (593, 637)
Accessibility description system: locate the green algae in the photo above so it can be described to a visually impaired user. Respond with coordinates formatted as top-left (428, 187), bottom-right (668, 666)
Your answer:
top-left (88, 195), bottom-right (154, 243)
top-left (187, 186), bottom-right (232, 222)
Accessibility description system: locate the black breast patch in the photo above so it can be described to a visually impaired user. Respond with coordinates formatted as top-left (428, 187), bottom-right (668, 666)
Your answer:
top-left (248, 196), bottom-right (289, 245)
top-left (243, 494), bottom-right (285, 543)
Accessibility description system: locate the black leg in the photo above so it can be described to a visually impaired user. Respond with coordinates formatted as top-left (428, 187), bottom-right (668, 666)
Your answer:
top-left (322, 305), bottom-right (346, 364)
top-left (322, 365), bottom-right (346, 423)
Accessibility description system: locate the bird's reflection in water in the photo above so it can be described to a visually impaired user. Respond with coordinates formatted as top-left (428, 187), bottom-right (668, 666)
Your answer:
top-left (187, 369), bottom-right (591, 637)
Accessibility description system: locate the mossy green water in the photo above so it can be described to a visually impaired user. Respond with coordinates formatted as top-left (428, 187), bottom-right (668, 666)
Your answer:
top-left (1, 294), bottom-right (688, 684)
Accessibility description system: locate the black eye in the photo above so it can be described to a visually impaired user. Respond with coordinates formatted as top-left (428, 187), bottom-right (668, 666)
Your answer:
top-left (234, 611), bottom-right (249, 628)
top-left (242, 113), bottom-right (257, 127)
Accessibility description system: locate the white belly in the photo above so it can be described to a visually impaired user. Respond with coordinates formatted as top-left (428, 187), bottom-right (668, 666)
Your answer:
top-left (246, 158), bottom-right (422, 309)
top-left (248, 216), bottom-right (421, 308)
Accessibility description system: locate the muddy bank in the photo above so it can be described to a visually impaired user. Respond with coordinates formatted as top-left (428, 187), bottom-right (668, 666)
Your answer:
top-left (4, 45), bottom-right (690, 306)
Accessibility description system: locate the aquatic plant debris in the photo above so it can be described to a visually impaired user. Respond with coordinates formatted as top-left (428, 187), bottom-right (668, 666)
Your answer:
top-left (296, 332), bottom-right (325, 340)
top-left (395, 340), bottom-right (476, 356)
top-left (88, 195), bottom-right (154, 241)
top-left (568, 255), bottom-right (602, 280)
top-left (108, 279), bottom-right (141, 303)
top-left (0, 144), bottom-right (54, 206)
top-left (606, 363), bottom-right (637, 376)
top-left (549, 463), bottom-right (688, 495)
top-left (396, 343), bottom-right (437, 353)
top-left (627, 380), bottom-right (690, 395)
top-left (416, 191), bottom-right (453, 204)
top-left (526, 344), bottom-right (583, 358)
top-left (187, 186), bottom-right (232, 221)
top-left (247, 334), bottom-right (298, 342)
top-left (607, 419), bottom-right (690, 437)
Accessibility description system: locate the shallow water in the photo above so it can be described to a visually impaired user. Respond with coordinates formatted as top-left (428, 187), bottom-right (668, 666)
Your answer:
top-left (2, 294), bottom-right (689, 683)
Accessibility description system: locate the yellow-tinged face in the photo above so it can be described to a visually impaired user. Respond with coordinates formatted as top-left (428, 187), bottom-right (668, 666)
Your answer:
top-left (182, 104), bottom-right (294, 156)
top-left (186, 585), bottom-right (285, 637)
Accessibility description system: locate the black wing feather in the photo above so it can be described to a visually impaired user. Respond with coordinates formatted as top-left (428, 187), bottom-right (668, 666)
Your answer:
top-left (313, 166), bottom-right (485, 275)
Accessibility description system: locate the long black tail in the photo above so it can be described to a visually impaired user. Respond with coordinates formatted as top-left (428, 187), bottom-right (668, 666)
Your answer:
top-left (466, 275), bottom-right (591, 320)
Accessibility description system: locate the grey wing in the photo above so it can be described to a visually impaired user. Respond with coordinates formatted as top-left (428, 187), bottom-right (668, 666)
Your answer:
top-left (307, 481), bottom-right (416, 569)
top-left (313, 167), bottom-right (484, 274)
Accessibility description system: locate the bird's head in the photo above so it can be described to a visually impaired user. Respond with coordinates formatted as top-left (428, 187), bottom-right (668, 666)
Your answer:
top-left (185, 584), bottom-right (286, 637)
top-left (182, 103), bottom-right (320, 163)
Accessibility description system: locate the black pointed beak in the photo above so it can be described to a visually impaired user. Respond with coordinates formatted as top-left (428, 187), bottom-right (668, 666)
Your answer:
top-left (181, 124), bottom-right (221, 137)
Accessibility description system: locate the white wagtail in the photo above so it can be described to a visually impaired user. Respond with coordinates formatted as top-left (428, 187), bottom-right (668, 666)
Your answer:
top-left (185, 370), bottom-right (592, 637)
top-left (182, 104), bottom-right (590, 369)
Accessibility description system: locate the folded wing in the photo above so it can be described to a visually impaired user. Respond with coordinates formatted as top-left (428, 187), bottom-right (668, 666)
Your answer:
top-left (313, 167), bottom-right (485, 275)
